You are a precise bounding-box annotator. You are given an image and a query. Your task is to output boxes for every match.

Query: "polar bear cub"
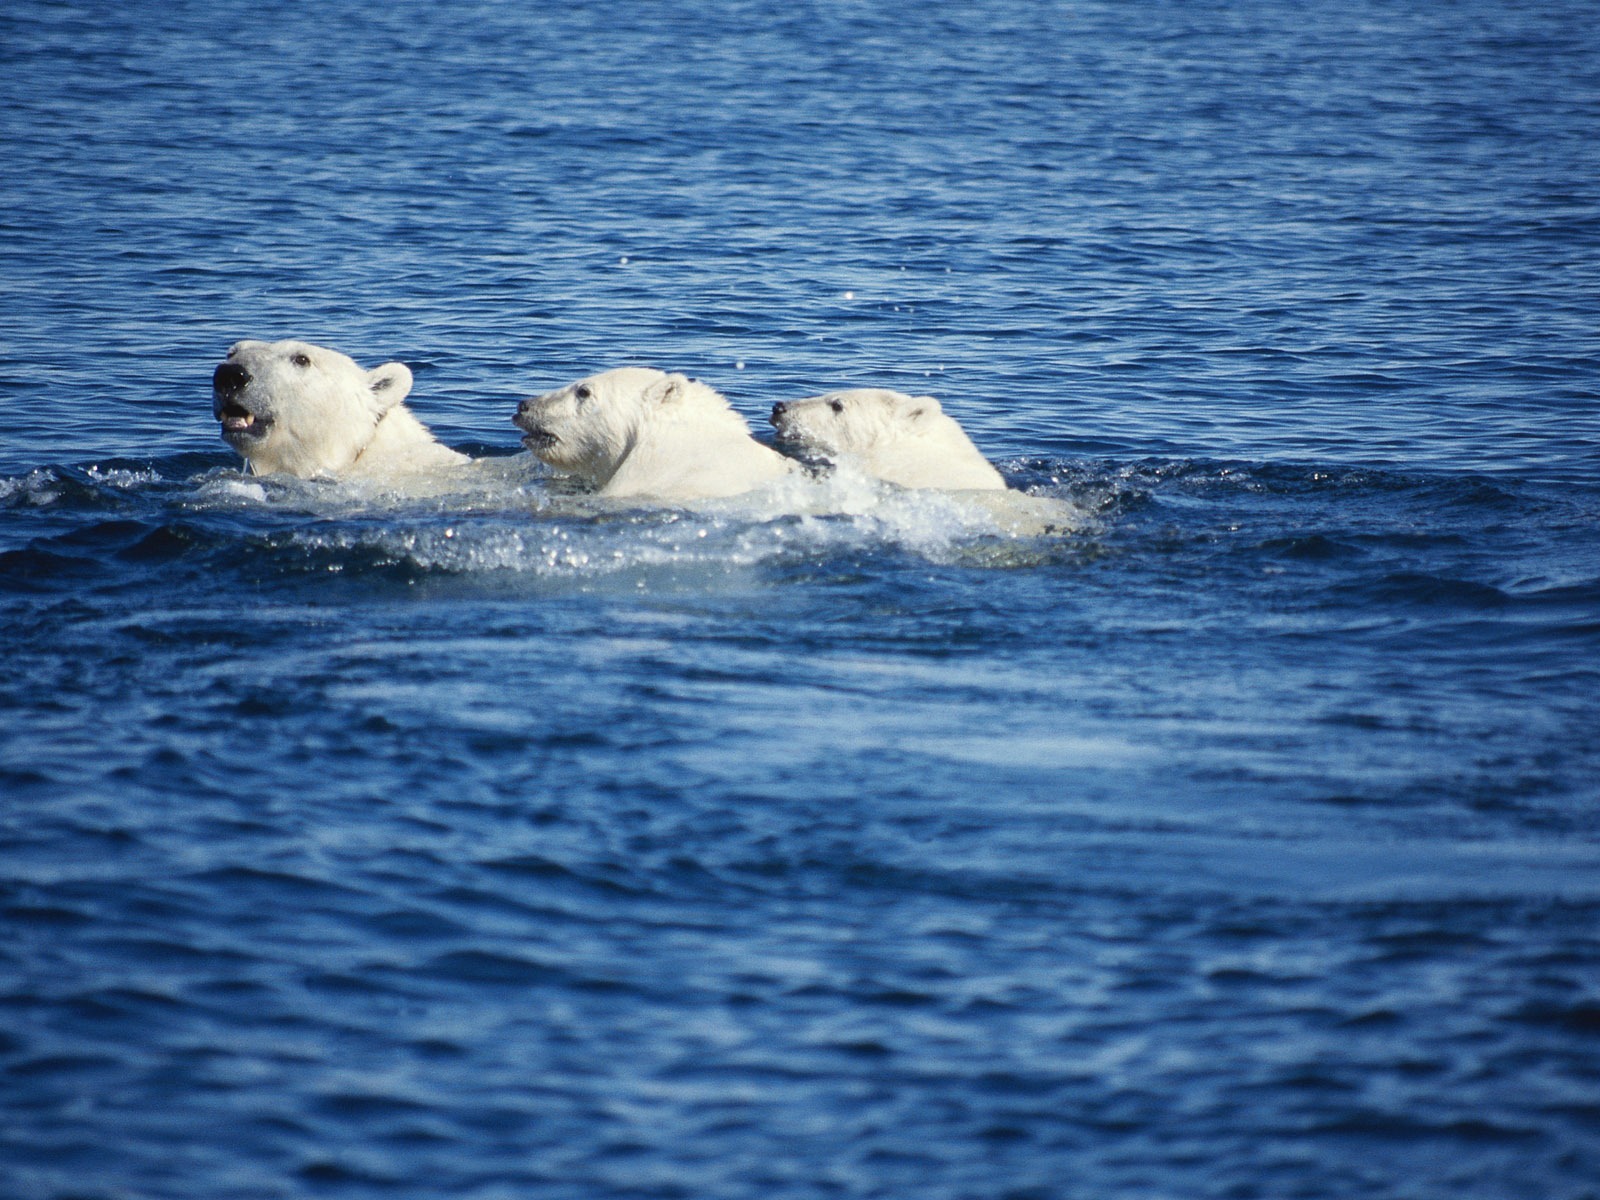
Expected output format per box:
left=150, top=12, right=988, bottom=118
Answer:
left=514, top=366, right=796, bottom=500
left=211, top=339, right=466, bottom=479
left=769, top=388, right=1007, bottom=491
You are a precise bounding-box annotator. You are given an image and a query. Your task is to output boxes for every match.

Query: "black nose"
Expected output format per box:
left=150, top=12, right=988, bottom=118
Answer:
left=213, top=361, right=251, bottom=398
left=770, top=401, right=788, bottom=422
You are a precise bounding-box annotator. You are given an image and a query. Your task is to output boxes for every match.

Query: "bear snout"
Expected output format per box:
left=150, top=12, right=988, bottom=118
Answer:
left=769, top=401, right=788, bottom=425
left=213, top=361, right=251, bottom=398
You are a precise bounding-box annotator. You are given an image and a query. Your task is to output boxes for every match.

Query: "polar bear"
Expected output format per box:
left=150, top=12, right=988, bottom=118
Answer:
left=211, top=339, right=467, bottom=479
left=514, top=366, right=796, bottom=500
left=769, top=388, right=1007, bottom=491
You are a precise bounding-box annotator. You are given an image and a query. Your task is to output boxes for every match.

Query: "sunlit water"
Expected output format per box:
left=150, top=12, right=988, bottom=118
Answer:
left=3, top=2, right=1599, bottom=1198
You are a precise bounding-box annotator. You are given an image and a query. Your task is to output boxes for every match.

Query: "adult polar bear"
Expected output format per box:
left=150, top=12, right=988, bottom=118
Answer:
left=769, top=388, right=1007, bottom=491
left=212, top=339, right=466, bottom=478
left=515, top=366, right=795, bottom=500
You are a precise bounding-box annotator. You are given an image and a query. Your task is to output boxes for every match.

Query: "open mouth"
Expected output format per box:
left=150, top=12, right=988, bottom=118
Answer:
left=215, top=399, right=272, bottom=441
left=768, top=422, right=809, bottom=450
left=519, top=426, right=558, bottom=452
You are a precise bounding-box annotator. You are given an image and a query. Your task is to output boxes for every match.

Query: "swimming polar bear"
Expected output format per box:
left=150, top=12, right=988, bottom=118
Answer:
left=211, top=339, right=467, bottom=479
left=514, top=366, right=796, bottom=501
left=768, top=388, right=1084, bottom=536
left=769, top=389, right=1008, bottom=491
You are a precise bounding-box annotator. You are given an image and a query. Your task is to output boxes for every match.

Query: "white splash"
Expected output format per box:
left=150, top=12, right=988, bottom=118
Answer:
left=0, top=469, right=66, bottom=507
left=84, top=465, right=162, bottom=489
left=181, top=454, right=1089, bottom=580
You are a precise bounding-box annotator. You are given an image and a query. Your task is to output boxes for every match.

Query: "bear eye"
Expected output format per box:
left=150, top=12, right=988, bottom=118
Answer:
left=829, top=398, right=845, bottom=414
left=291, top=353, right=312, bottom=368
left=574, top=384, right=592, bottom=401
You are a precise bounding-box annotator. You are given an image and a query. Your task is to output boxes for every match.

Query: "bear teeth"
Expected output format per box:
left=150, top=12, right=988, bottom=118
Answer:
left=218, top=403, right=269, bottom=437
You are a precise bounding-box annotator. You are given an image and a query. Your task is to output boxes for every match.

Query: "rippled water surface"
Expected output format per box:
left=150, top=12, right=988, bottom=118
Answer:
left=3, top=2, right=1599, bottom=1198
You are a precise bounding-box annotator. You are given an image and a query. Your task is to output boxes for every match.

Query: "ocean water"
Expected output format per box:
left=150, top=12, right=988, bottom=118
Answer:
left=3, top=1, right=1600, bottom=1197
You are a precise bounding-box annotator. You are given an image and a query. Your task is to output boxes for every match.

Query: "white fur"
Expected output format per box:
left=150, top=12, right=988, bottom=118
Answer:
left=514, top=367, right=796, bottom=500
left=212, top=339, right=466, bottom=479
left=769, top=388, right=1007, bottom=491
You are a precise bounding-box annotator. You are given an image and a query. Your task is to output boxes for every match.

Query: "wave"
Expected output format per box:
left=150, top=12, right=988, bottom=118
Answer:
left=0, top=455, right=1095, bottom=590
left=4, top=453, right=1595, bottom=599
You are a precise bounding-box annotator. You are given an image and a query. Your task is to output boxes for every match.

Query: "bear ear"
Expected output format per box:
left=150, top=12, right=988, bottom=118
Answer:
left=366, top=362, right=413, bottom=412
left=906, top=395, right=943, bottom=421
left=645, top=372, right=691, bottom=407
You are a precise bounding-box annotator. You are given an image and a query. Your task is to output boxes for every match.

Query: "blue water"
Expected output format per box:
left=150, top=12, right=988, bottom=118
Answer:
left=4, top=2, right=1600, bottom=1197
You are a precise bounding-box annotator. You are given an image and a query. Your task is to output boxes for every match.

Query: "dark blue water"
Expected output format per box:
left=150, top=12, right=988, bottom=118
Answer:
left=4, top=2, right=1600, bottom=1197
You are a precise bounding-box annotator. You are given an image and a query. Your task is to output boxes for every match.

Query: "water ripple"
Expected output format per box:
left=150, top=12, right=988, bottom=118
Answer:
left=4, top=1, right=1600, bottom=1196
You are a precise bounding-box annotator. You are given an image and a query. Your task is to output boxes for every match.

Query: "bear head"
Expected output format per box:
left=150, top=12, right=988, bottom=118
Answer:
left=769, top=388, right=1006, bottom=490
left=768, top=388, right=943, bottom=458
left=211, top=339, right=414, bottom=477
left=513, top=366, right=737, bottom=490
